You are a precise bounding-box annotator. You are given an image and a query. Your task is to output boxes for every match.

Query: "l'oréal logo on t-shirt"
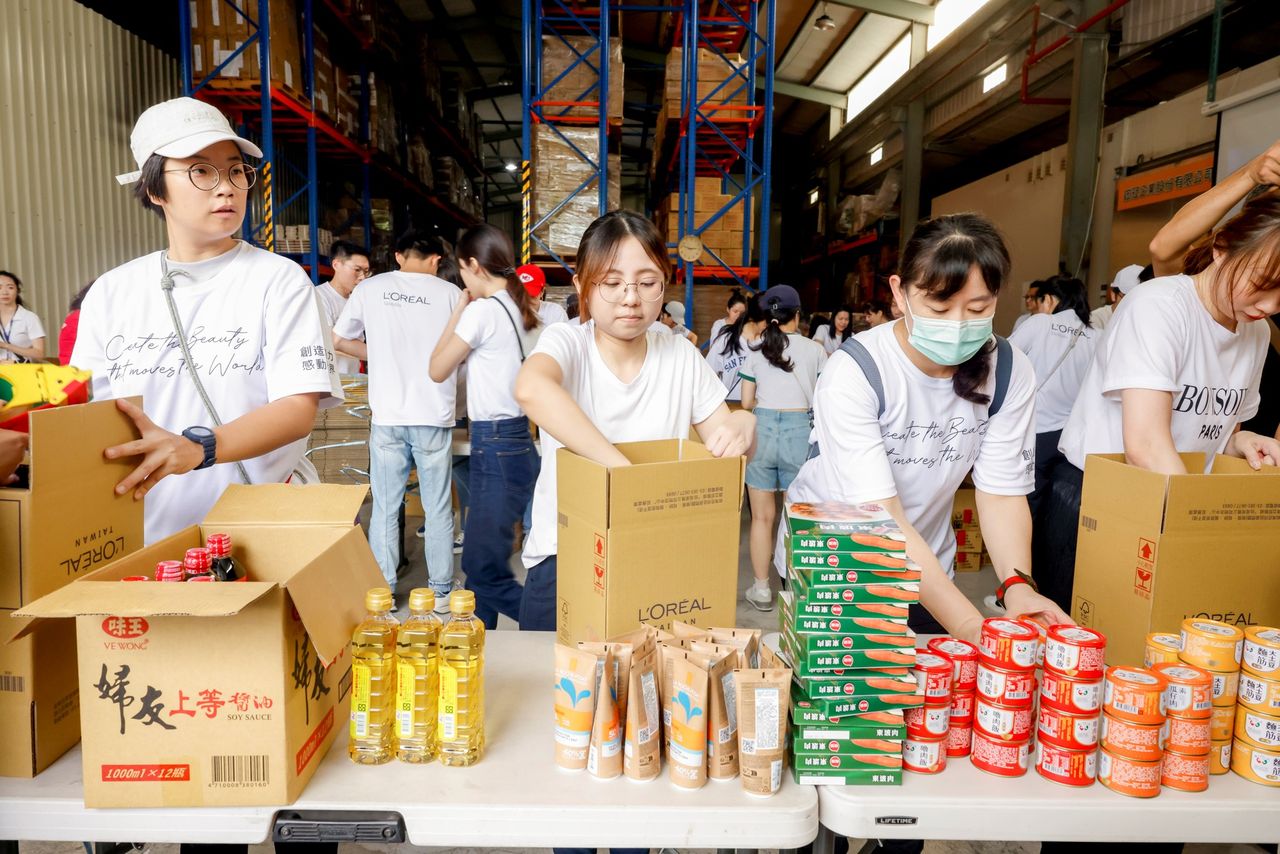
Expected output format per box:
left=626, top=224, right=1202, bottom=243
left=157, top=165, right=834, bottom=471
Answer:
left=383, top=291, right=430, bottom=306
left=1172, top=384, right=1247, bottom=417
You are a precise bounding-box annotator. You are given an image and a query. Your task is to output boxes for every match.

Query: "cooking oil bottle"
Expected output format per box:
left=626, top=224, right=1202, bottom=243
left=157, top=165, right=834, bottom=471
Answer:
left=396, top=588, right=442, bottom=763
left=438, top=589, right=485, bottom=766
left=349, top=587, right=398, bottom=765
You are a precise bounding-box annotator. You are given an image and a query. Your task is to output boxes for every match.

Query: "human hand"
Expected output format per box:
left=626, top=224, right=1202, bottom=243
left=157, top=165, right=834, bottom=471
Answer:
left=1230, top=429, right=1280, bottom=469
left=1247, top=140, right=1280, bottom=187
left=1003, top=583, right=1072, bottom=627
left=104, top=399, right=205, bottom=500
left=704, top=410, right=754, bottom=458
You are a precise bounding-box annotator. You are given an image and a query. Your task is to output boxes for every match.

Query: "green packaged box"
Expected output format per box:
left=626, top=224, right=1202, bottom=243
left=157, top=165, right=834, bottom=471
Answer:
left=798, top=670, right=917, bottom=699
left=785, top=500, right=898, bottom=535
left=792, top=680, right=923, bottom=717
left=789, top=550, right=918, bottom=575
left=793, top=735, right=903, bottom=756
left=791, top=758, right=904, bottom=786
left=787, top=596, right=913, bottom=622
left=794, top=718, right=907, bottom=741
left=785, top=608, right=909, bottom=637
left=787, top=529, right=908, bottom=556
left=781, top=603, right=917, bottom=652
left=788, top=565, right=921, bottom=606
left=790, top=700, right=905, bottom=730
left=779, top=632, right=917, bottom=674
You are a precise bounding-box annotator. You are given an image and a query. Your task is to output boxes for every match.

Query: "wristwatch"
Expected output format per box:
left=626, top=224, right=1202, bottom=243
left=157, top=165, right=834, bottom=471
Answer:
left=182, top=426, right=218, bottom=471
left=995, top=570, right=1038, bottom=609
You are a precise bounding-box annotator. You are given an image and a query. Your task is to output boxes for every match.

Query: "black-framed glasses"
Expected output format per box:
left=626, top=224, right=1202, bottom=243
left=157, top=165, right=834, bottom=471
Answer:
left=163, top=162, right=258, bottom=191
left=595, top=279, right=666, bottom=303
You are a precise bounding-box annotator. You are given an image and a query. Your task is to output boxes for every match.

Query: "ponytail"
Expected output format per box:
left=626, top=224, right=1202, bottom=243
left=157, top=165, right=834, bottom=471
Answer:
left=456, top=224, right=540, bottom=331
left=714, top=292, right=764, bottom=356
left=1036, top=275, right=1091, bottom=327
left=953, top=339, right=995, bottom=406
left=755, top=306, right=798, bottom=372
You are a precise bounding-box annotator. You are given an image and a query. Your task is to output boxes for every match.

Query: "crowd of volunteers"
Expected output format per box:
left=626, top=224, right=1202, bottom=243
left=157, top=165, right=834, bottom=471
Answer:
left=4, top=97, right=1280, bottom=648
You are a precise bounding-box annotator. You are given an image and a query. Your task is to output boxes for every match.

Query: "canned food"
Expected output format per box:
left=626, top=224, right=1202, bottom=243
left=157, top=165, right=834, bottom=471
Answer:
left=1098, top=748, right=1162, bottom=799
left=1037, top=702, right=1100, bottom=751
left=1161, top=749, right=1209, bottom=792
left=1231, top=738, right=1280, bottom=786
left=1165, top=715, right=1211, bottom=756
left=1103, top=667, right=1168, bottom=725
left=1208, top=667, right=1240, bottom=708
left=945, top=722, right=973, bottom=757
left=1210, top=705, right=1235, bottom=741
left=1239, top=670, right=1280, bottom=713
left=904, top=703, right=951, bottom=738
left=974, top=696, right=1033, bottom=743
left=1242, top=626, right=1280, bottom=677
left=928, top=637, right=980, bottom=692
left=1144, top=632, right=1183, bottom=668
left=1235, top=706, right=1280, bottom=750
left=902, top=734, right=947, bottom=774
left=949, top=690, right=975, bottom=724
left=1152, top=663, right=1213, bottom=720
left=1180, top=619, right=1243, bottom=671
left=1210, top=739, right=1232, bottom=775
left=975, top=660, right=1037, bottom=709
left=1100, top=713, right=1165, bottom=762
left=1044, top=626, right=1107, bottom=680
left=979, top=618, right=1040, bottom=671
left=912, top=651, right=954, bottom=701
left=1040, top=669, right=1104, bottom=714
left=1014, top=615, right=1049, bottom=667
left=970, top=728, right=1030, bottom=777
left=1035, top=739, right=1097, bottom=787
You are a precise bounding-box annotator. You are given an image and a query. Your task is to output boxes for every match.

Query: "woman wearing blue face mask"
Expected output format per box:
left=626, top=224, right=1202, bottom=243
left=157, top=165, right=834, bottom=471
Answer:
left=781, top=213, right=1071, bottom=645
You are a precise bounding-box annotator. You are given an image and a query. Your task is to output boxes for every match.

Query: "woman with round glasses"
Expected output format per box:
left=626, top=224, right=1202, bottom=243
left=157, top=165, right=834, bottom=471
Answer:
left=513, top=210, right=756, bottom=631
left=71, top=97, right=342, bottom=543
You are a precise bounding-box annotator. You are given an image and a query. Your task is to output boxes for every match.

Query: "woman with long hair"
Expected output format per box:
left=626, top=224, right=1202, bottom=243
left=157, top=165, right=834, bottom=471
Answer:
left=706, top=292, right=766, bottom=404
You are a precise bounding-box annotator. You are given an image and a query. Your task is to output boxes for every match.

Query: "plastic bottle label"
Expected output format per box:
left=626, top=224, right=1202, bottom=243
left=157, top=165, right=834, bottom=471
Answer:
left=351, top=662, right=371, bottom=739
left=396, top=661, right=417, bottom=739
left=439, top=663, right=458, bottom=741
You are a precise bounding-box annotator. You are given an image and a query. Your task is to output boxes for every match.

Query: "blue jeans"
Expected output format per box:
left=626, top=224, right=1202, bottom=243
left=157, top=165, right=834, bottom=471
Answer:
left=745, top=408, right=811, bottom=492
left=462, top=416, right=536, bottom=628
left=519, top=555, right=557, bottom=631
left=369, top=424, right=454, bottom=596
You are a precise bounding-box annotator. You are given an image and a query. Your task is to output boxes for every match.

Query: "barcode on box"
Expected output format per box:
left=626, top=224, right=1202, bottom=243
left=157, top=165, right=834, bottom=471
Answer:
left=1082, top=516, right=1098, bottom=532
left=210, top=755, right=269, bottom=786
left=0, top=675, right=25, bottom=693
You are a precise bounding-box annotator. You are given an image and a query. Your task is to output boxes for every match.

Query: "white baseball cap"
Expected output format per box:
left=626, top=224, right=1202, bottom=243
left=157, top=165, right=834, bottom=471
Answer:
left=666, top=301, right=687, bottom=319
left=1111, top=264, right=1144, bottom=295
left=116, top=97, right=263, bottom=185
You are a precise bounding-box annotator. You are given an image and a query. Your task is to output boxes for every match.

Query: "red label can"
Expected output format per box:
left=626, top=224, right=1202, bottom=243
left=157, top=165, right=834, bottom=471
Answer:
left=1100, top=713, right=1165, bottom=762
left=1098, top=748, right=1162, bottom=798
left=975, top=660, right=1037, bottom=709
left=1034, top=739, right=1097, bottom=787
left=1103, top=666, right=1168, bottom=725
left=1044, top=625, right=1107, bottom=679
left=949, top=689, right=975, bottom=724
left=1037, top=702, right=1100, bottom=751
left=928, top=637, right=980, bottom=692
left=1165, top=715, right=1211, bottom=756
left=912, top=651, right=954, bottom=701
left=979, top=618, right=1040, bottom=671
left=970, top=728, right=1030, bottom=777
left=1152, top=663, right=1213, bottom=720
left=1161, top=749, right=1209, bottom=792
left=1040, top=669, right=1104, bottom=714
left=903, top=734, right=947, bottom=774
left=945, top=722, right=973, bottom=757
left=974, top=696, right=1033, bottom=743
left=904, top=703, right=951, bottom=738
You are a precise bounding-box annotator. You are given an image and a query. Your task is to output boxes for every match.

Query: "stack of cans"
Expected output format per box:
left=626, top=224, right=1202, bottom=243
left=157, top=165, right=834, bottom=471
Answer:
left=927, top=637, right=980, bottom=759
left=1232, top=625, right=1280, bottom=786
left=1180, top=618, right=1244, bottom=765
left=1099, top=666, right=1167, bottom=798
left=970, top=618, right=1040, bottom=777
left=1153, top=662, right=1214, bottom=792
left=1036, top=626, right=1107, bottom=788
left=902, top=649, right=955, bottom=773
left=779, top=501, right=923, bottom=786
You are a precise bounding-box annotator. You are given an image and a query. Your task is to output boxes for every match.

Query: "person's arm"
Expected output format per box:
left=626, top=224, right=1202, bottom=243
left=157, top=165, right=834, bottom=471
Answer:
left=429, top=291, right=474, bottom=383
left=976, top=491, right=1072, bottom=625
left=1149, top=140, right=1280, bottom=276
left=686, top=330, right=698, bottom=346
left=514, top=352, right=630, bottom=468
left=692, top=402, right=755, bottom=459
left=1120, top=388, right=1187, bottom=474
left=333, top=336, right=367, bottom=361
left=0, top=428, right=27, bottom=484
left=105, top=394, right=323, bottom=499
left=739, top=377, right=757, bottom=411
left=0, top=337, right=45, bottom=362
left=1225, top=426, right=1280, bottom=469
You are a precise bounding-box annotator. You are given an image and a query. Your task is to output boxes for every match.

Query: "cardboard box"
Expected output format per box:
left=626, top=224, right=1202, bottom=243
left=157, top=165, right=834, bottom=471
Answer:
left=795, top=719, right=906, bottom=741
left=0, top=612, right=81, bottom=777
left=952, top=488, right=980, bottom=542
left=556, top=440, right=745, bottom=644
left=17, top=484, right=383, bottom=807
left=1, top=400, right=144, bottom=610
left=1071, top=454, right=1280, bottom=665
left=540, top=35, right=624, bottom=120
left=954, top=549, right=983, bottom=573
left=954, top=528, right=983, bottom=553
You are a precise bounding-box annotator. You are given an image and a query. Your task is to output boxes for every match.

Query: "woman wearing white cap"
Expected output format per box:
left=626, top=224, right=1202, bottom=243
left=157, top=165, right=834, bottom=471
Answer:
left=71, top=97, right=342, bottom=543
left=1089, top=263, right=1143, bottom=331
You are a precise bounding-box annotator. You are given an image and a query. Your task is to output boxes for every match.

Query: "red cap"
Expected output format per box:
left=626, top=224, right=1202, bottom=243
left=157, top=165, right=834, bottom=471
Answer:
left=184, top=547, right=211, bottom=573
left=517, top=264, right=546, bottom=297
left=207, top=532, right=231, bottom=558
left=155, top=560, right=184, bottom=581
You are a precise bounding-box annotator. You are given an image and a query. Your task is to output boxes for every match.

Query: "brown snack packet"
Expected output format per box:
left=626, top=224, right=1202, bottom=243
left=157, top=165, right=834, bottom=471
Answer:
left=708, top=626, right=763, bottom=669
left=579, top=641, right=634, bottom=726
left=623, top=643, right=662, bottom=780
left=587, top=648, right=623, bottom=779
left=734, top=666, right=792, bottom=796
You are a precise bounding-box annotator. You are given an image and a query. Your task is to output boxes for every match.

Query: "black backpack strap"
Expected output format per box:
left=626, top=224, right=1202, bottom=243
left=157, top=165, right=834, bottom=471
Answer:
left=988, top=335, right=1013, bottom=418
left=807, top=337, right=886, bottom=460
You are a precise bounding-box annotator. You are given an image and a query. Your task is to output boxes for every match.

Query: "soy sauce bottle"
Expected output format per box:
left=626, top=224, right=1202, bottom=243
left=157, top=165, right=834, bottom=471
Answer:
left=205, top=532, right=244, bottom=582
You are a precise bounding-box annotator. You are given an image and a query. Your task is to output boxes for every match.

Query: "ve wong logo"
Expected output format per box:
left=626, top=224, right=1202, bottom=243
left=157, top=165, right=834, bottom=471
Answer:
left=102, top=617, right=149, bottom=639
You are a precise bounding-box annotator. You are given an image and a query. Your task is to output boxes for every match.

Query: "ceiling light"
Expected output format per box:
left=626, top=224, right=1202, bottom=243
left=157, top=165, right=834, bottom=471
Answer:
left=505, top=162, right=518, bottom=172
left=814, top=2, right=836, bottom=31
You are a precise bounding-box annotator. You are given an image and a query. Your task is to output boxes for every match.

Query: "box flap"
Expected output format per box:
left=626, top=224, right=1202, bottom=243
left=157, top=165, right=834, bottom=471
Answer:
left=556, top=447, right=610, bottom=527
left=284, top=526, right=385, bottom=666
left=1164, top=457, right=1280, bottom=530
left=203, top=483, right=368, bottom=527
left=609, top=455, right=742, bottom=525
left=1080, top=455, right=1174, bottom=534
left=2, top=612, right=34, bottom=645
left=27, top=397, right=142, bottom=491
left=617, top=439, right=696, bottom=465
left=15, top=579, right=275, bottom=619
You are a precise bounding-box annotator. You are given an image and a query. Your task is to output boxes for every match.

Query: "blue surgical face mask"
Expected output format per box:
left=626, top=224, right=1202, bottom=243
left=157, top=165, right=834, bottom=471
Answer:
left=902, top=295, right=994, bottom=366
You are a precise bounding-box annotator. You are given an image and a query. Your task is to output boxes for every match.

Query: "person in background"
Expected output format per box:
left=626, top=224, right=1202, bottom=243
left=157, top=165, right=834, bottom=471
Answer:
left=514, top=210, right=755, bottom=635
left=814, top=305, right=854, bottom=355
left=518, top=263, right=569, bottom=326
left=1089, top=264, right=1142, bottom=331
left=660, top=300, right=698, bottom=345
left=860, top=299, right=892, bottom=328
left=1047, top=191, right=1280, bottom=611
left=316, top=240, right=371, bottom=375
left=565, top=292, right=581, bottom=324
left=806, top=312, right=831, bottom=340
left=706, top=292, right=766, bottom=406
left=430, top=224, right=540, bottom=630
left=72, top=97, right=342, bottom=543
left=708, top=289, right=748, bottom=346
left=739, top=285, right=826, bottom=611
left=333, top=230, right=458, bottom=610
left=58, top=281, right=94, bottom=365
left=0, top=271, right=45, bottom=363
left=1011, top=280, right=1041, bottom=333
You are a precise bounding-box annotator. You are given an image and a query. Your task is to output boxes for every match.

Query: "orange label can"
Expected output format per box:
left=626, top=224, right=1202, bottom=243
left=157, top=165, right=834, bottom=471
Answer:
left=1161, top=749, right=1209, bottom=792
left=1179, top=619, right=1243, bottom=671
left=1144, top=633, right=1183, bottom=669
left=1152, top=663, right=1213, bottom=720
left=1238, top=671, right=1280, bottom=713
left=1242, top=626, right=1280, bottom=678
left=1235, top=707, right=1280, bottom=750
left=1100, top=713, right=1165, bottom=762
left=1098, top=748, right=1162, bottom=798
left=1210, top=739, right=1232, bottom=775
left=1165, top=715, right=1211, bottom=756
left=1231, top=739, right=1280, bottom=786
left=1210, top=705, right=1235, bottom=741
left=1103, top=667, right=1168, bottom=725
left=1208, top=667, right=1241, bottom=708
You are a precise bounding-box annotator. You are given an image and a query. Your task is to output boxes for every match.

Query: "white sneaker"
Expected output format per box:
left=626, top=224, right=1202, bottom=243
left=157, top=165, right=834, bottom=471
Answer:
left=432, top=588, right=454, bottom=615
left=745, top=580, right=774, bottom=612
left=415, top=523, right=425, bottom=538
left=983, top=594, right=1005, bottom=615
left=453, top=531, right=464, bottom=553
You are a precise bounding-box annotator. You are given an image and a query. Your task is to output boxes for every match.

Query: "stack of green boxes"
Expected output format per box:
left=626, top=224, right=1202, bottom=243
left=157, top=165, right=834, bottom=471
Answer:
left=779, top=501, right=925, bottom=785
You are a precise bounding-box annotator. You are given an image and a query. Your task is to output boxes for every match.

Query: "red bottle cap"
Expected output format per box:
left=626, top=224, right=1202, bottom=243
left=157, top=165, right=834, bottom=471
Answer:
left=206, top=532, right=231, bottom=558
left=155, top=560, right=184, bottom=581
left=183, top=547, right=211, bottom=573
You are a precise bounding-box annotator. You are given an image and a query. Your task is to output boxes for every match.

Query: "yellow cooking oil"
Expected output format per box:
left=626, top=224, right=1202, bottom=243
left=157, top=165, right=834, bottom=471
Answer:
left=438, top=589, right=485, bottom=766
left=348, top=587, right=398, bottom=764
left=396, top=588, right=442, bottom=763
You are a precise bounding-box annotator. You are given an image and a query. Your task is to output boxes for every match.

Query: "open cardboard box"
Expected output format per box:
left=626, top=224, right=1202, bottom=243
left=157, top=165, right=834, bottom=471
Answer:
left=1071, top=453, right=1280, bottom=664
left=17, top=484, right=383, bottom=807
left=0, top=611, right=80, bottom=777
left=556, top=439, right=745, bottom=644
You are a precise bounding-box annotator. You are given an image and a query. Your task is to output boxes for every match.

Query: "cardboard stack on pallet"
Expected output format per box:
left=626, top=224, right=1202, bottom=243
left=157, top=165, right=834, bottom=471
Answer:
left=307, top=377, right=371, bottom=483
left=540, top=36, right=624, bottom=121
left=187, top=0, right=305, bottom=103
left=651, top=47, right=749, bottom=179
left=655, top=180, right=746, bottom=264
left=531, top=125, right=620, bottom=258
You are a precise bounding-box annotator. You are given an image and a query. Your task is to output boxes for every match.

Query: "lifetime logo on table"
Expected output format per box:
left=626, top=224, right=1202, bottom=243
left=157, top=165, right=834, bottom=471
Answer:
left=876, top=817, right=920, bottom=826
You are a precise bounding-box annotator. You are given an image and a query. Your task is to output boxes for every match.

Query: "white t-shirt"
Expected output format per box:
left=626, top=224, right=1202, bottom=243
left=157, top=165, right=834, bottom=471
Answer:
left=537, top=300, right=569, bottom=326
left=453, top=290, right=536, bottom=422
left=1059, top=275, right=1266, bottom=473
left=1090, top=302, right=1114, bottom=331
left=1008, top=311, right=1098, bottom=433
left=334, top=271, right=459, bottom=427
left=739, top=333, right=826, bottom=410
left=316, top=282, right=361, bottom=375
left=706, top=331, right=756, bottom=403
left=813, top=325, right=842, bottom=356
left=0, top=305, right=46, bottom=362
left=709, top=318, right=727, bottom=345
left=783, top=322, right=1036, bottom=577
left=70, top=242, right=343, bottom=543
left=522, top=322, right=727, bottom=568
left=648, top=320, right=673, bottom=336
left=1012, top=313, right=1032, bottom=333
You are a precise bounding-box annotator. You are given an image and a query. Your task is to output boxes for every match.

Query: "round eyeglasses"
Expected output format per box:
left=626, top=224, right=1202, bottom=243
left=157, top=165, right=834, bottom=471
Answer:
left=163, top=162, right=258, bottom=192
left=595, top=280, right=666, bottom=303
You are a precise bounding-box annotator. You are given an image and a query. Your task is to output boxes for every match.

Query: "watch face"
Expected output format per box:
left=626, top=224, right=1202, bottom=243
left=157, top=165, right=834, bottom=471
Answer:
left=186, top=427, right=214, bottom=439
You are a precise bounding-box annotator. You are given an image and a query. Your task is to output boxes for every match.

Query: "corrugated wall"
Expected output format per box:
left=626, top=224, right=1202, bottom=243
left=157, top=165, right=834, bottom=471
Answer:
left=0, top=0, right=179, bottom=357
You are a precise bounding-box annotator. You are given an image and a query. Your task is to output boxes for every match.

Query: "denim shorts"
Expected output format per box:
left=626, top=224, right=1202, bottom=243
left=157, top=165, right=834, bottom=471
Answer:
left=745, top=408, right=812, bottom=492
